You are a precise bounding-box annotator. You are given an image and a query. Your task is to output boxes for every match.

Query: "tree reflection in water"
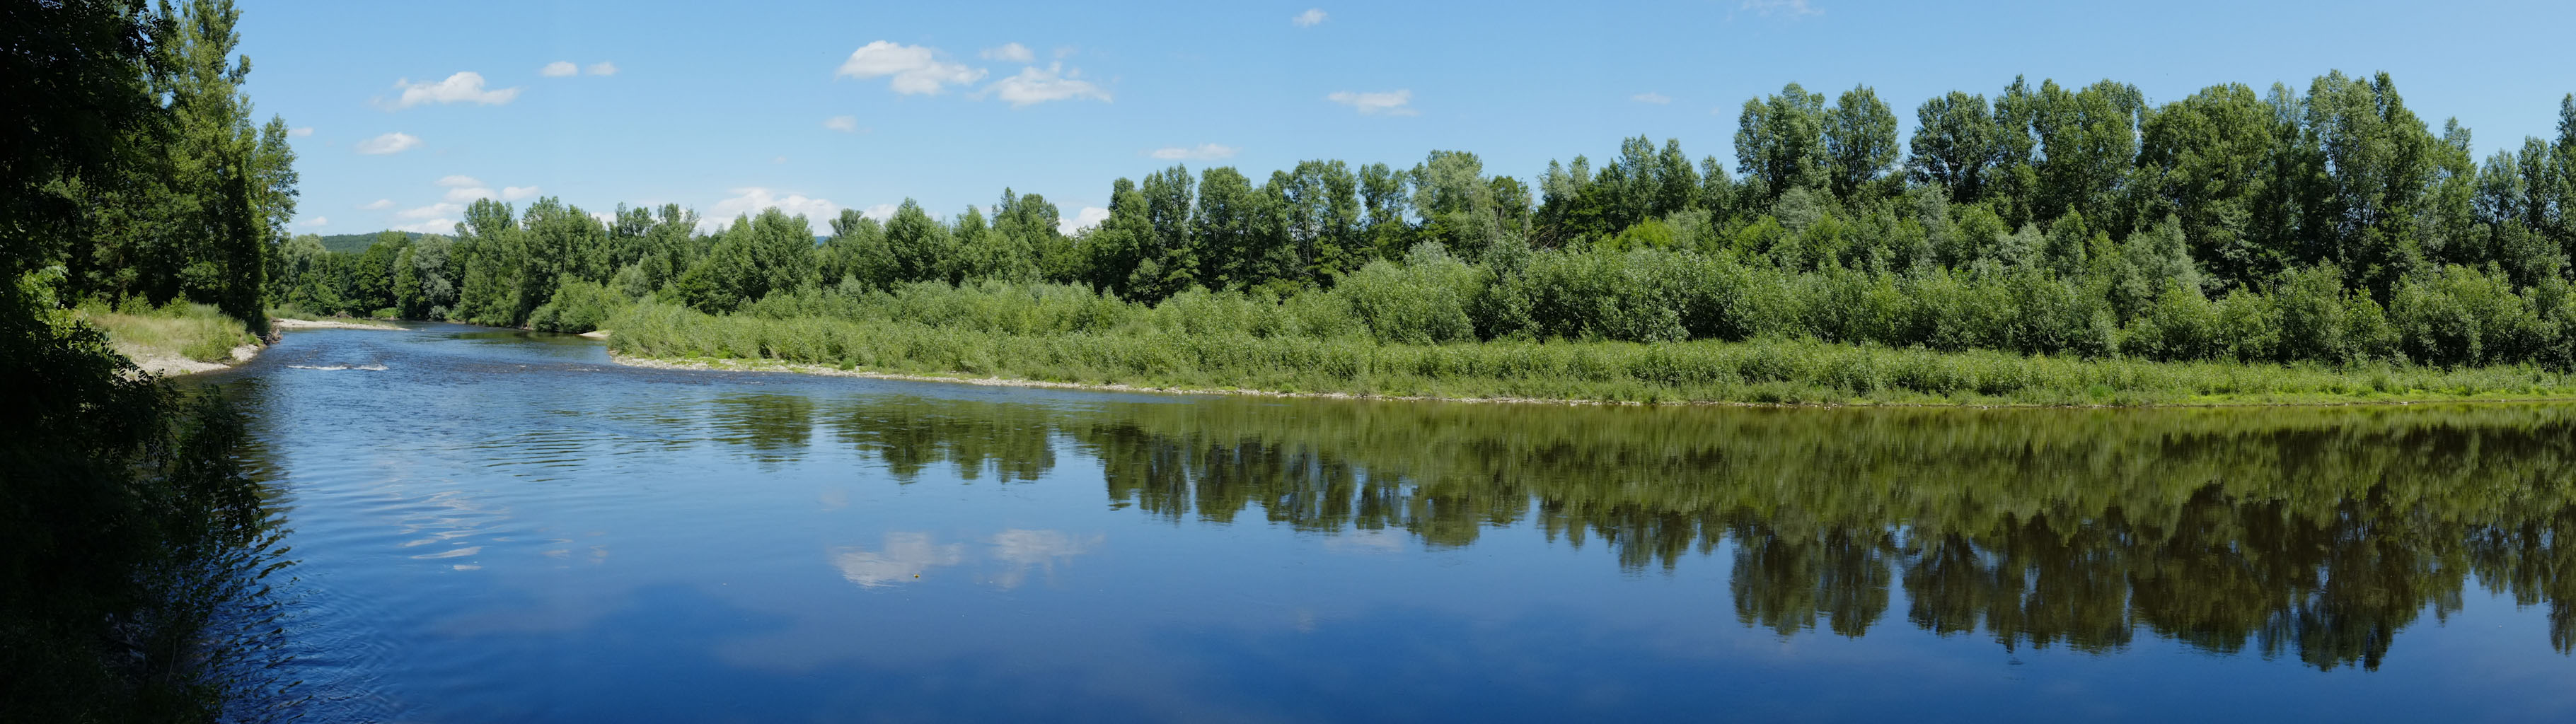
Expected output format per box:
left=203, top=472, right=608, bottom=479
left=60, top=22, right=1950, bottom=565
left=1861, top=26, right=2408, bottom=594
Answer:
left=703, top=391, right=2576, bottom=670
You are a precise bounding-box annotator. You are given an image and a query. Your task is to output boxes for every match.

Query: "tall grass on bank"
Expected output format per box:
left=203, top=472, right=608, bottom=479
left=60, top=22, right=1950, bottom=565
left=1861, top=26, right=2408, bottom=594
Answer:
left=82, top=299, right=260, bottom=363
left=608, top=291, right=2576, bottom=406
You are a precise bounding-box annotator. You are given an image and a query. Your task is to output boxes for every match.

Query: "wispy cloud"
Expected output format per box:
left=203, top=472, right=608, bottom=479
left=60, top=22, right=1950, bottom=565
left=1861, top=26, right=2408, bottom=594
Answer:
left=299, top=216, right=328, bottom=228
left=980, top=43, right=1034, bottom=62
left=1327, top=89, right=1415, bottom=116
left=289, top=126, right=314, bottom=137
left=1293, top=8, right=1327, bottom=27
left=1631, top=92, right=1672, bottom=105
left=436, top=175, right=481, bottom=187
left=1741, top=0, right=1821, bottom=18
left=1148, top=143, right=1237, bottom=160
left=386, top=71, right=519, bottom=109
left=541, top=61, right=577, bottom=77
left=586, top=62, right=616, bottom=76
left=824, top=115, right=860, bottom=132
left=397, top=202, right=463, bottom=220
left=359, top=199, right=394, bottom=210
left=356, top=132, right=421, bottom=155
left=836, top=41, right=986, bottom=95
left=986, top=63, right=1110, bottom=107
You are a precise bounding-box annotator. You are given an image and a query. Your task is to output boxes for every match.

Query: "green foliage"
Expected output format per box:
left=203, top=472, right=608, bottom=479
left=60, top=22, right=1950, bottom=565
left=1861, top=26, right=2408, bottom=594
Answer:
left=1337, top=244, right=1484, bottom=344
left=6, top=6, right=287, bottom=718
left=530, top=277, right=627, bottom=333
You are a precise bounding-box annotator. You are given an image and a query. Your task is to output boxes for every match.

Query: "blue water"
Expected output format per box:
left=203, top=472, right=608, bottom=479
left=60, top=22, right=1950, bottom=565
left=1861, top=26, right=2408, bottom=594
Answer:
left=205, top=325, right=2576, bottom=722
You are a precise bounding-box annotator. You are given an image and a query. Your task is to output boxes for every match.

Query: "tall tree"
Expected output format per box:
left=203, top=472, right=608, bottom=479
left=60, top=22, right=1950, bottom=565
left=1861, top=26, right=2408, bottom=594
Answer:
left=1906, top=91, right=1998, bottom=204
left=2136, top=83, right=2280, bottom=288
left=1735, top=83, right=1829, bottom=203
left=1823, top=84, right=1900, bottom=202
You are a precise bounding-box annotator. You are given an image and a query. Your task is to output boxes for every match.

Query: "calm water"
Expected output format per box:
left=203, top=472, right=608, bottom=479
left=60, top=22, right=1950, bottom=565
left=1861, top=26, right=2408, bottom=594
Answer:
left=200, top=325, right=2576, bottom=722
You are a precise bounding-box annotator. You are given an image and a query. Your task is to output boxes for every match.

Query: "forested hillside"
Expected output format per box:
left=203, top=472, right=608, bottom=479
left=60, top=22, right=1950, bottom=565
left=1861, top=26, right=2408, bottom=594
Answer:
left=301, top=73, right=2576, bottom=375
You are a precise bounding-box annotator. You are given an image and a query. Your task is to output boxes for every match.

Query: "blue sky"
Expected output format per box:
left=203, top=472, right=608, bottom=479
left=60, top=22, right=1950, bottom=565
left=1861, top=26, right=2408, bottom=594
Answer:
left=241, top=0, right=2576, bottom=237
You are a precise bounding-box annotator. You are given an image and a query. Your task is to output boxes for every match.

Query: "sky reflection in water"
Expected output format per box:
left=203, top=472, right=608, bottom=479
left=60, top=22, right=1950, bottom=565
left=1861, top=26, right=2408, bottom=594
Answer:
left=208, top=325, right=2576, bottom=722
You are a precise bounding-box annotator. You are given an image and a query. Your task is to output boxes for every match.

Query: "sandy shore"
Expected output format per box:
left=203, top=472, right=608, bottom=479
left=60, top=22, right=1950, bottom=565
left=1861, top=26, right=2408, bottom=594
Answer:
left=607, top=354, right=1640, bottom=407
left=132, top=317, right=398, bottom=377
left=604, top=353, right=2564, bottom=409
left=129, top=344, right=262, bottom=377
left=272, top=317, right=399, bottom=330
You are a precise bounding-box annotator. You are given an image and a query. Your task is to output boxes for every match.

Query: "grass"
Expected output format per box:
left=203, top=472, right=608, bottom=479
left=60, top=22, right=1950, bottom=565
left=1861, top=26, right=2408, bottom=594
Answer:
left=84, top=299, right=261, bottom=363
left=606, top=301, right=2576, bottom=407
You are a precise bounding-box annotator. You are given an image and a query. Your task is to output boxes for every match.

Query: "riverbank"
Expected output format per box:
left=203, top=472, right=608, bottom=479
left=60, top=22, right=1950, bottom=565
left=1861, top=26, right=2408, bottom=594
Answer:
left=603, top=311, right=2576, bottom=407
left=86, top=305, right=402, bottom=377
left=83, top=302, right=262, bottom=376
left=272, top=317, right=401, bottom=331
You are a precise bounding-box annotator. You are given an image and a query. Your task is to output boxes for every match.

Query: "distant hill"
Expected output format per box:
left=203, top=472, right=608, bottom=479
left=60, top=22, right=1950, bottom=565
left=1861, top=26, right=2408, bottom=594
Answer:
left=316, top=231, right=423, bottom=254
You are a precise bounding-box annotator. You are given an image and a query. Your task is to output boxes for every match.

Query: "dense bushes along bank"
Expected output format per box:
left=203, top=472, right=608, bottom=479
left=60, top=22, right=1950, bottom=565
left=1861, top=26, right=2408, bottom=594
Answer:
left=606, top=276, right=2576, bottom=406
left=308, top=69, right=2576, bottom=385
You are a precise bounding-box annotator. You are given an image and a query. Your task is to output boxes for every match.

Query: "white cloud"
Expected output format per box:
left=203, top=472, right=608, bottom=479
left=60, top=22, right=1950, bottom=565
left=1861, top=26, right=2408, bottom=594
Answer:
left=443, top=186, right=497, bottom=202
left=359, top=199, right=394, bottom=210
left=861, top=203, right=898, bottom=221
left=299, top=216, right=328, bottom=228
left=986, top=529, right=1099, bottom=589
left=541, top=61, right=578, bottom=77
left=831, top=532, right=964, bottom=588
left=390, top=218, right=457, bottom=234
left=1293, top=8, right=1327, bottom=27
left=436, top=175, right=482, bottom=187
left=586, top=62, right=616, bottom=76
left=1742, top=0, right=1821, bottom=17
left=388, top=71, right=520, bottom=108
left=836, top=41, right=986, bottom=95
left=357, top=132, right=422, bottom=155
left=980, top=42, right=1034, bottom=62
left=1631, top=92, right=1672, bottom=105
left=986, top=63, right=1109, bottom=107
left=289, top=126, right=313, bottom=137
left=1148, top=143, right=1238, bottom=160
left=824, top=115, right=860, bottom=132
left=1327, top=89, right=1415, bottom=116
left=502, top=186, right=541, bottom=201
left=398, top=202, right=463, bottom=220
left=705, top=187, right=838, bottom=233
left=1059, top=206, right=1109, bottom=235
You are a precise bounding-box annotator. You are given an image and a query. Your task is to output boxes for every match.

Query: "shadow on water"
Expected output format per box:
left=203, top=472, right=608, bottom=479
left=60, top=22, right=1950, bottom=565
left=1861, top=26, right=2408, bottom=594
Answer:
left=710, top=391, right=2576, bottom=672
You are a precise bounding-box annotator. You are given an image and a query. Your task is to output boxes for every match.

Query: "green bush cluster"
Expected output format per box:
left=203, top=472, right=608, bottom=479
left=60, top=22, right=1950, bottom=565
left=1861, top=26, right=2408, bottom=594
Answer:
left=609, top=279, right=2576, bottom=406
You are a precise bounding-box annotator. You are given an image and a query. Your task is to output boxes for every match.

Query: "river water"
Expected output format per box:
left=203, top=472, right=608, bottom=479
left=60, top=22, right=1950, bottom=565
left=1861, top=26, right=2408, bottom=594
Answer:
left=200, top=324, right=2576, bottom=721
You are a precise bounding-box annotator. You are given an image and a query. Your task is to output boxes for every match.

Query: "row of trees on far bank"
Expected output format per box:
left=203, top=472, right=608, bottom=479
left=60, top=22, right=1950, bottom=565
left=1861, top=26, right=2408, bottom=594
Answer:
left=283, top=71, right=2576, bottom=369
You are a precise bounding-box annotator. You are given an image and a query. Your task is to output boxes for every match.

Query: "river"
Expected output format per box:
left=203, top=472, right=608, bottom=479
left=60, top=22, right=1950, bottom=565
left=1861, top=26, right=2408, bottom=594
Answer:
left=198, top=323, right=2576, bottom=721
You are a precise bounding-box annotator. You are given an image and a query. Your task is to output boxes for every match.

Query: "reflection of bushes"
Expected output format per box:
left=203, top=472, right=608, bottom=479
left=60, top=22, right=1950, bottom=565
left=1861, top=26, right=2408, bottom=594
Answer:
left=782, top=391, right=2576, bottom=669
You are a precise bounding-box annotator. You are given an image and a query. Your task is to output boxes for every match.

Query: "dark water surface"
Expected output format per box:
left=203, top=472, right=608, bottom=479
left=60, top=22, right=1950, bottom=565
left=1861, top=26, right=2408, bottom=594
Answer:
left=202, top=325, right=2576, bottom=722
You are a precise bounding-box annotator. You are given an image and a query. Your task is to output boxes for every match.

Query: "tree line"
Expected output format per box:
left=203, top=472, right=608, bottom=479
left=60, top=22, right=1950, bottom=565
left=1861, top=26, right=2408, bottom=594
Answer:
left=291, top=71, right=2576, bottom=370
